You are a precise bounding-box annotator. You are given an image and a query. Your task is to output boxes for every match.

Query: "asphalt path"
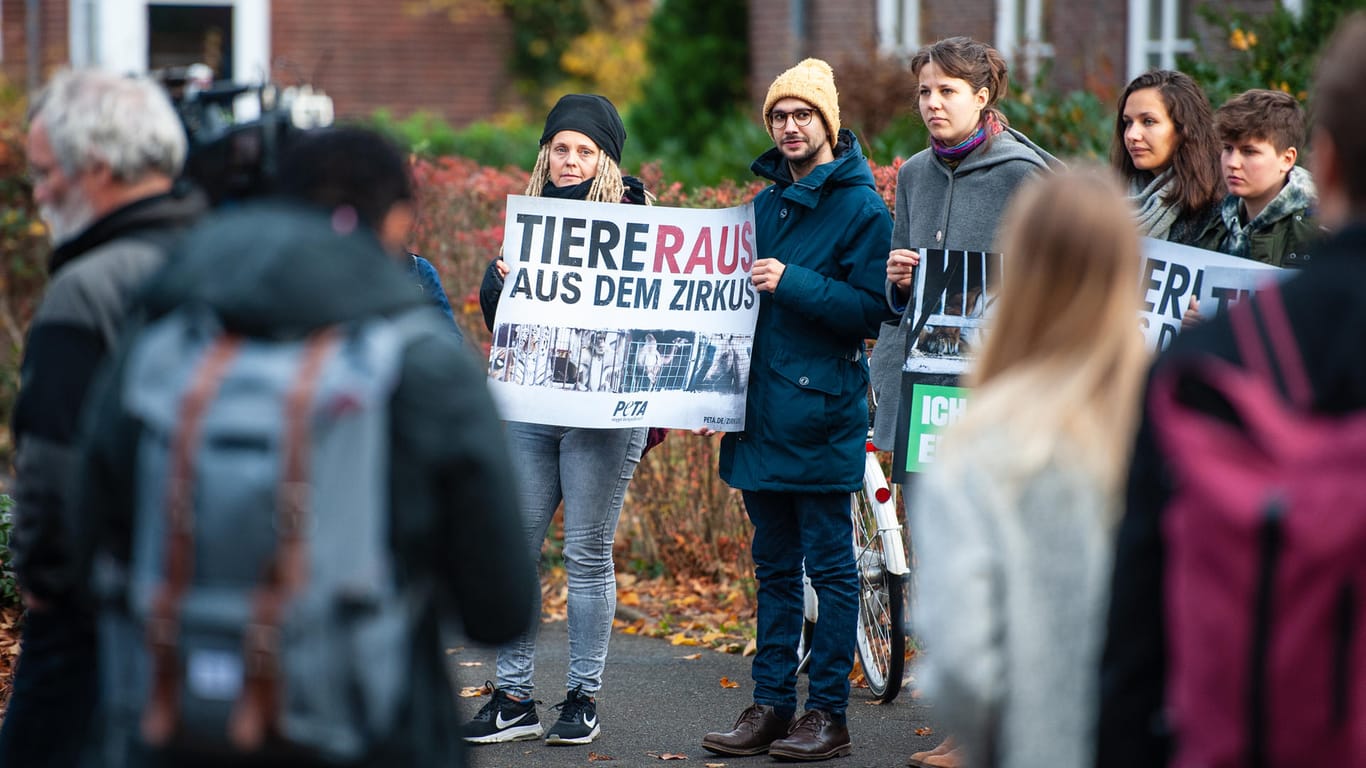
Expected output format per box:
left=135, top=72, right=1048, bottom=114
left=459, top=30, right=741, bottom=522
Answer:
left=449, top=620, right=941, bottom=768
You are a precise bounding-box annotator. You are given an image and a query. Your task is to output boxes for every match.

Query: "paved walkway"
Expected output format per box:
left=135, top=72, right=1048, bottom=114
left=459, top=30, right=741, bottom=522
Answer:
left=450, top=620, right=941, bottom=768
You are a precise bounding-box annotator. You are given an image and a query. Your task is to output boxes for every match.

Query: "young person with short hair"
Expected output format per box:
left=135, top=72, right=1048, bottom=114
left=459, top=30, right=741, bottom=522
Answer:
left=1197, top=88, right=1321, bottom=266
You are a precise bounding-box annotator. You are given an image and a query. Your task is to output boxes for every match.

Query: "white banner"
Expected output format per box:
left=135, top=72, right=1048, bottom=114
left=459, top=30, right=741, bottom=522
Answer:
left=487, top=195, right=759, bottom=430
left=1138, top=237, right=1280, bottom=351
left=1196, top=265, right=1294, bottom=320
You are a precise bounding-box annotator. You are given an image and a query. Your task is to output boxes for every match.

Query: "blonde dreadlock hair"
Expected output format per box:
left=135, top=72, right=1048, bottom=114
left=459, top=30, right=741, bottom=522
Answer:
left=525, top=145, right=627, bottom=203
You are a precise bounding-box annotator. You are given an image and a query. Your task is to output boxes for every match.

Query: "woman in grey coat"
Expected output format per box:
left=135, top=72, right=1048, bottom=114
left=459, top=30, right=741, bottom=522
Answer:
left=875, top=37, right=1059, bottom=768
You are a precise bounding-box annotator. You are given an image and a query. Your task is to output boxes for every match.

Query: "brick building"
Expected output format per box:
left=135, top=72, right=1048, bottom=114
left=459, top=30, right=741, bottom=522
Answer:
left=0, top=0, right=511, bottom=125
left=749, top=0, right=1293, bottom=106
left=0, top=0, right=1302, bottom=125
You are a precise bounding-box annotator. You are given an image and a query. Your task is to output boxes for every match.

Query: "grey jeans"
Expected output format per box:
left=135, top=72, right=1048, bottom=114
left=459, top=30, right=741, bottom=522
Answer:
left=495, top=422, right=646, bottom=697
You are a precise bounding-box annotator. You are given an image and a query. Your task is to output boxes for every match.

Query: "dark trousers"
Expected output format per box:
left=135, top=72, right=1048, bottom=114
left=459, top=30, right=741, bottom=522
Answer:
left=0, top=607, right=98, bottom=768
left=743, top=490, right=857, bottom=717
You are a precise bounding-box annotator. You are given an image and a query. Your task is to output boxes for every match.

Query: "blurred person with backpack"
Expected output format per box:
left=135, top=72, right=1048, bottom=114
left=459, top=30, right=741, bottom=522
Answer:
left=1098, top=14, right=1366, bottom=768
left=275, top=125, right=464, bottom=338
left=3, top=68, right=206, bottom=768
left=908, top=168, right=1149, bottom=768
left=70, top=183, right=536, bottom=763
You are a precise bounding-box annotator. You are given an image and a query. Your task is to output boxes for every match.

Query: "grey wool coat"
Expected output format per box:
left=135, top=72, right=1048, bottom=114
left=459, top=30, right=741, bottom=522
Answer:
left=870, top=127, right=1060, bottom=450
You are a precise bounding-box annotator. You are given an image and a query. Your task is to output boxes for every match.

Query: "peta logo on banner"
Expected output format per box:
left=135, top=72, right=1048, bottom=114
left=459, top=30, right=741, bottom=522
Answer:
left=612, top=400, right=648, bottom=420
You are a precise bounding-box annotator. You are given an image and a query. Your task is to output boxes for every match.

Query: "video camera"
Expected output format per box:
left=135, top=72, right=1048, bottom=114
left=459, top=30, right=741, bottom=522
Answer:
left=155, top=65, right=335, bottom=206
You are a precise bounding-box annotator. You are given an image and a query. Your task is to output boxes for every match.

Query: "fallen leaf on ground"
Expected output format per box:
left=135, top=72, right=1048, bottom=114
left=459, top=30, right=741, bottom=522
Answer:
left=670, top=632, right=700, bottom=647
left=679, top=652, right=702, bottom=660
left=457, top=684, right=491, bottom=698
left=706, top=764, right=727, bottom=767
left=588, top=752, right=615, bottom=761
left=648, top=752, right=689, bottom=760
left=718, top=676, right=740, bottom=689
left=457, top=661, right=483, bottom=667
left=915, top=726, right=934, bottom=736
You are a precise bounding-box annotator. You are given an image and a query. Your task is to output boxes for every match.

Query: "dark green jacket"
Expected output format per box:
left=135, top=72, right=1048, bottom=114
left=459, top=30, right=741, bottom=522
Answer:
left=1196, top=168, right=1323, bottom=267
left=1196, top=206, right=1321, bottom=267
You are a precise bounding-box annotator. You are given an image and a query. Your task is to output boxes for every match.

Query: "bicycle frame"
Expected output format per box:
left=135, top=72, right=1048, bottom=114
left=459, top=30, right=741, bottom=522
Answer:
left=862, top=441, right=908, bottom=577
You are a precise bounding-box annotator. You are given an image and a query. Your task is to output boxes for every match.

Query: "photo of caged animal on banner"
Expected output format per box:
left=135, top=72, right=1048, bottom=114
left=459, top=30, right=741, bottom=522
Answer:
left=902, top=249, right=1001, bottom=377
left=488, top=194, right=759, bottom=430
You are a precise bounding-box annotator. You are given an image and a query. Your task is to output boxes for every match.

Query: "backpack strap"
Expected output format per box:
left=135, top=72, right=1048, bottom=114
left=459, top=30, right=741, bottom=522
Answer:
left=1230, top=282, right=1312, bottom=410
left=229, top=327, right=341, bottom=751
left=143, top=334, right=243, bottom=745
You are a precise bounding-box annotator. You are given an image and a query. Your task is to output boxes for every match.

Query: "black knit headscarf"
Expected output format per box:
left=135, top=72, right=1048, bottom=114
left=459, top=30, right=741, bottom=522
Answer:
left=539, top=94, right=627, bottom=163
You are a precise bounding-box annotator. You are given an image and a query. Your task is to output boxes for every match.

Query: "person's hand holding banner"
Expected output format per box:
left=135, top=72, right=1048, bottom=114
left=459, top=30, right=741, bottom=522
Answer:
left=887, top=248, right=921, bottom=293
left=751, top=258, right=786, bottom=293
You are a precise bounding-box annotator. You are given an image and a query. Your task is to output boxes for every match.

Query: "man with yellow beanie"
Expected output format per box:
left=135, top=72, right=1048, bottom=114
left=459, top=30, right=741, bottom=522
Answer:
left=701, top=58, right=895, bottom=763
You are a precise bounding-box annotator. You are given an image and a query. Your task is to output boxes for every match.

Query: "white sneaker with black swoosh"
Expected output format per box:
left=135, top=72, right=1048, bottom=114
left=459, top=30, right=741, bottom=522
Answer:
left=544, top=687, right=601, bottom=745
left=463, top=685, right=544, bottom=743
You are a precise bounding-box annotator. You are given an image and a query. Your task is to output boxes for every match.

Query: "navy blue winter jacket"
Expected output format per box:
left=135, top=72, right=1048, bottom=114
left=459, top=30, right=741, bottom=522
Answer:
left=719, top=130, right=895, bottom=492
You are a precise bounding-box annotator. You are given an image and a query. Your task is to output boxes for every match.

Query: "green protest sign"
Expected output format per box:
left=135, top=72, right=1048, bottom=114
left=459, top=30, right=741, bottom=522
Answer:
left=898, top=382, right=970, bottom=475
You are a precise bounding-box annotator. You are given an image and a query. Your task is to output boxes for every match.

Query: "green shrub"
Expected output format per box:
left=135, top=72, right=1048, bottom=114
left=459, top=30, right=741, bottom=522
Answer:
left=634, top=109, right=774, bottom=190
left=628, top=0, right=749, bottom=156
left=0, top=79, right=48, bottom=470
left=1002, top=80, right=1111, bottom=161
left=1181, top=0, right=1363, bottom=109
left=0, top=495, right=18, bottom=610
left=369, top=109, right=543, bottom=170
left=863, top=112, right=929, bottom=167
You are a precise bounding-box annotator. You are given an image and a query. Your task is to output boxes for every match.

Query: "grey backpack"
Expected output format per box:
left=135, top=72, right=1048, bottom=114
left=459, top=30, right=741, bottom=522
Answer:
left=100, top=304, right=435, bottom=763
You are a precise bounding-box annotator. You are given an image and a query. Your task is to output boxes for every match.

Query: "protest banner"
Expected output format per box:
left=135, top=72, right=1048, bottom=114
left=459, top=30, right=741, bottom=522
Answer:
left=888, top=249, right=993, bottom=480
left=487, top=195, right=759, bottom=430
left=889, top=242, right=1285, bottom=475
left=1197, top=264, right=1294, bottom=319
left=1138, top=237, right=1280, bottom=350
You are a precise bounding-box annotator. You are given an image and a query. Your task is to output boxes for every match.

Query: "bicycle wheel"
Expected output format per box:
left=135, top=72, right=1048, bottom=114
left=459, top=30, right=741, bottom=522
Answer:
left=852, top=487, right=906, bottom=702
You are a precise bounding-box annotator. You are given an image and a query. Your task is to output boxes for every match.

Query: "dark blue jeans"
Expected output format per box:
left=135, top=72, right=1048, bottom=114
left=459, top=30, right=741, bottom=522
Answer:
left=0, top=606, right=98, bottom=768
left=743, top=490, right=857, bottom=717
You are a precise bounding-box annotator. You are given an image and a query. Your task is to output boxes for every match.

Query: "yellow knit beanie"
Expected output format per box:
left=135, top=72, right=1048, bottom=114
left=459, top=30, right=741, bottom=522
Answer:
left=762, top=58, right=841, bottom=139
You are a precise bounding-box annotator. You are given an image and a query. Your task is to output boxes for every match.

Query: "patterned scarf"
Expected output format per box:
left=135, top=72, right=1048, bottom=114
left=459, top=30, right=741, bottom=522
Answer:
left=1218, top=165, right=1317, bottom=259
left=932, top=113, right=1004, bottom=163
left=1128, top=169, right=1182, bottom=241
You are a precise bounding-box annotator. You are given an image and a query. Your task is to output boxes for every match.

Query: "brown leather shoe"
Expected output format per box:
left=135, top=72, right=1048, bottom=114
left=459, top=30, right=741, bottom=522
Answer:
left=701, top=703, right=792, bottom=756
left=768, top=709, right=852, bottom=762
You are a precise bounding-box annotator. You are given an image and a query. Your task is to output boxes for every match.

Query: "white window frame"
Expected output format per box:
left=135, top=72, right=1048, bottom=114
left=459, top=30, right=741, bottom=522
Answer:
left=996, top=0, right=1055, bottom=84
left=877, top=0, right=920, bottom=56
left=1126, top=0, right=1194, bottom=80
left=69, top=0, right=269, bottom=84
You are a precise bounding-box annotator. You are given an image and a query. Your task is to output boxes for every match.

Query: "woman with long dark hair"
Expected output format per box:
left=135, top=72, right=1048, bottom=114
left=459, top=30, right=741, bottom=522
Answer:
left=1110, top=69, right=1222, bottom=245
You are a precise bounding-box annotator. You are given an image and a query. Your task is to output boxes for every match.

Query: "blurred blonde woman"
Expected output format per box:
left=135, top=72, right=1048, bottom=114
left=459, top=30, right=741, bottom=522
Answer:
left=909, top=169, right=1150, bottom=768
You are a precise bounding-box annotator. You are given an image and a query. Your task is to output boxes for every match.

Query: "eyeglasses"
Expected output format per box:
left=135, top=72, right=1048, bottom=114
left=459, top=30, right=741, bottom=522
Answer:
left=769, top=108, right=816, bottom=129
